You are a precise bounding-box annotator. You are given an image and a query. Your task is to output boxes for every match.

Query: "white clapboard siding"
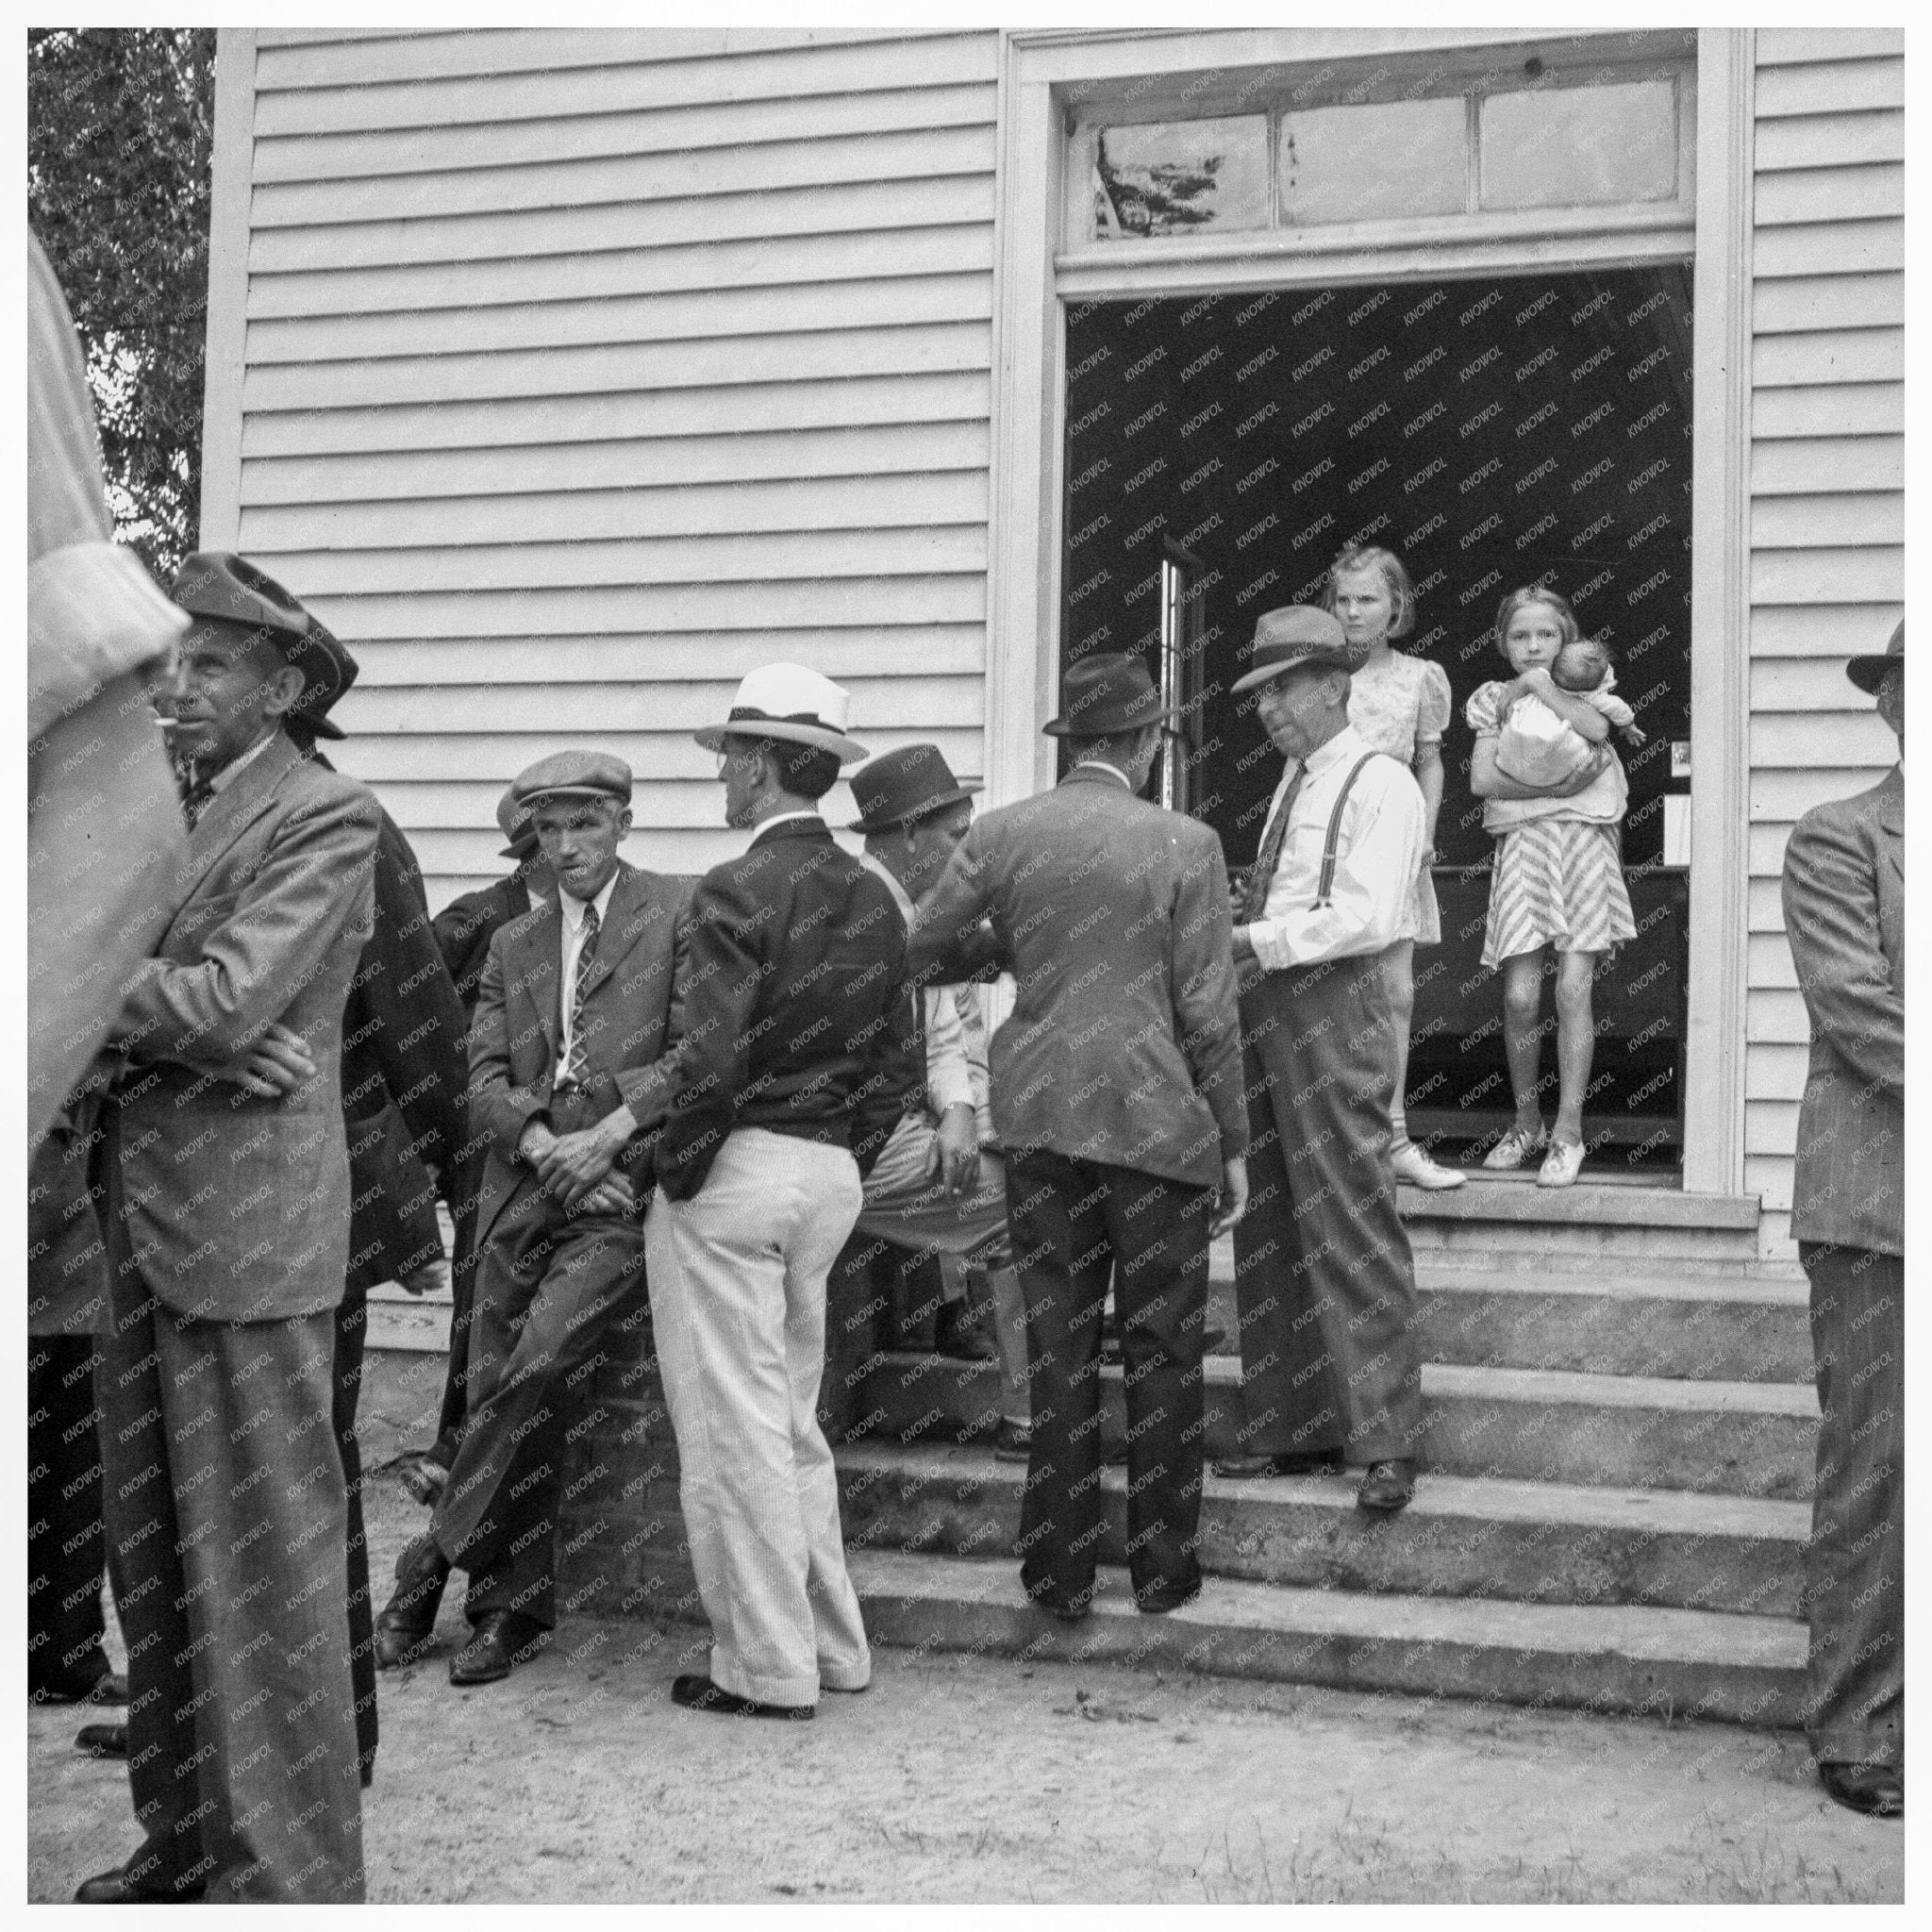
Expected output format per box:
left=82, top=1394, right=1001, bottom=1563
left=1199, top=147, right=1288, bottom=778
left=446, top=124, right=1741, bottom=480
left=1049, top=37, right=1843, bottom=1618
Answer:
left=1743, top=27, right=1903, bottom=1249
left=214, top=25, right=1005, bottom=911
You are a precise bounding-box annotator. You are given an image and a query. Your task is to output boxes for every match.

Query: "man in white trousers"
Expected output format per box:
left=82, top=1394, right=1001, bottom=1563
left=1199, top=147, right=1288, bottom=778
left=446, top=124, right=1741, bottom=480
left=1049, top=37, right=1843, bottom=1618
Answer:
left=648, top=664, right=918, bottom=1719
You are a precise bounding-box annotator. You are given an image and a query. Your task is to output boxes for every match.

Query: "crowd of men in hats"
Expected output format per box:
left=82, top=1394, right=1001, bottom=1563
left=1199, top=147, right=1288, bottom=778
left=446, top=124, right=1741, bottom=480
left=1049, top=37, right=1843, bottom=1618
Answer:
left=26, top=221, right=1905, bottom=1904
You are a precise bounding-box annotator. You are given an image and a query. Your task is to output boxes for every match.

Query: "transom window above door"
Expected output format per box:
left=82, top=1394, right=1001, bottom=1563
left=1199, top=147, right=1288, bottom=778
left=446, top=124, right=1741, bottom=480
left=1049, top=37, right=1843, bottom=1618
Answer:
left=1067, top=35, right=1695, bottom=250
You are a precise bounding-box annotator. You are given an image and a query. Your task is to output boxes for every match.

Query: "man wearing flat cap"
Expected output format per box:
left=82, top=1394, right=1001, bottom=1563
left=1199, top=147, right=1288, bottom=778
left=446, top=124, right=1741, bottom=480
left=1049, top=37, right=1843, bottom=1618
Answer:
left=1213, top=607, right=1429, bottom=1517
left=83, top=550, right=378, bottom=1901
left=377, top=751, right=689, bottom=1689
left=910, top=652, right=1248, bottom=1621
left=843, top=743, right=1030, bottom=1451
left=386, top=789, right=560, bottom=1507
left=1781, top=618, right=1904, bottom=1819
left=648, top=664, right=918, bottom=1718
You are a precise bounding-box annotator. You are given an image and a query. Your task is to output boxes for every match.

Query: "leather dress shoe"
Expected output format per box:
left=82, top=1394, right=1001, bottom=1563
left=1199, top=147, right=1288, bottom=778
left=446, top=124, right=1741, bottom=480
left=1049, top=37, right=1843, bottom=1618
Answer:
left=1136, top=1575, right=1203, bottom=1616
left=1356, top=1459, right=1418, bottom=1514
left=1819, top=1760, right=1904, bottom=1818
left=33, top=1667, right=128, bottom=1706
left=933, top=1299, right=997, bottom=1361
left=448, top=1610, right=548, bottom=1686
left=672, top=1673, right=813, bottom=1720
left=1025, top=1582, right=1093, bottom=1624
left=374, top=1532, right=450, bottom=1669
left=75, top=1722, right=127, bottom=1758
left=74, top=1856, right=203, bottom=1903
left=1213, top=1446, right=1346, bottom=1480
left=388, top=1448, right=449, bottom=1507
left=992, top=1419, right=1031, bottom=1464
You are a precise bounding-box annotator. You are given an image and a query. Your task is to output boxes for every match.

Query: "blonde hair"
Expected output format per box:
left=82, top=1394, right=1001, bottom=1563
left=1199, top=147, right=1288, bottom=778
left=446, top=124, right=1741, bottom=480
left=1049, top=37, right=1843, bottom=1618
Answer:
left=1324, top=544, right=1416, bottom=641
left=1493, top=585, right=1580, bottom=663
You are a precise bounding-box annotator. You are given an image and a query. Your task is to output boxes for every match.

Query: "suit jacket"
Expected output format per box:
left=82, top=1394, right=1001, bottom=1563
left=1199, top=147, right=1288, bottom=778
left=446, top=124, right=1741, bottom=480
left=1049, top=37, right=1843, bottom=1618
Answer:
left=1781, top=763, right=1903, bottom=1254
left=434, top=873, right=536, bottom=1020
left=337, top=798, right=469, bottom=1293
left=655, top=818, right=919, bottom=1201
left=108, top=729, right=379, bottom=1323
left=909, top=765, right=1247, bottom=1190
left=468, top=859, right=691, bottom=1246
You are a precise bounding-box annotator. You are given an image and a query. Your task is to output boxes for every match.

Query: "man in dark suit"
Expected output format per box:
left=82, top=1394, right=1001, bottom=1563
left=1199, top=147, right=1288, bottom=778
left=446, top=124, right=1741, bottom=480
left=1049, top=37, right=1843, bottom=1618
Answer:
left=648, top=663, right=916, bottom=1719
left=387, top=787, right=557, bottom=1505
left=85, top=552, right=377, bottom=1902
left=910, top=652, right=1248, bottom=1621
left=1781, top=618, right=1904, bottom=1819
left=375, top=752, right=689, bottom=1688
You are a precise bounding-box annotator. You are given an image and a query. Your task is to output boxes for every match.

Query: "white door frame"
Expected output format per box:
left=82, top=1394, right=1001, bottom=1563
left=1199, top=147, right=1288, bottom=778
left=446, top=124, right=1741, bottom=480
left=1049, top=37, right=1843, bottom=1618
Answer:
left=985, top=26, right=1754, bottom=1196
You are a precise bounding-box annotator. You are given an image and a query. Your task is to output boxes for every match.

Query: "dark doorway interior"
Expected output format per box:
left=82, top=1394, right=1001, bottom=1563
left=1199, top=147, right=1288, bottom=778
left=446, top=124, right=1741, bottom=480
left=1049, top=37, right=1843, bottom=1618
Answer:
left=1061, top=266, right=1693, bottom=1170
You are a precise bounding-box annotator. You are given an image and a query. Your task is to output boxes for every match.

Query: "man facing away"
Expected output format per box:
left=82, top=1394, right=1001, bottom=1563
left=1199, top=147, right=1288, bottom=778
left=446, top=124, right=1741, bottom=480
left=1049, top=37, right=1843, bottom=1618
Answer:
left=846, top=742, right=1031, bottom=1452
left=1781, top=617, right=1904, bottom=1819
left=375, top=753, right=689, bottom=1688
left=1213, top=606, right=1429, bottom=1516
left=84, top=553, right=379, bottom=1902
left=910, top=651, right=1248, bottom=1620
left=648, top=663, right=916, bottom=1720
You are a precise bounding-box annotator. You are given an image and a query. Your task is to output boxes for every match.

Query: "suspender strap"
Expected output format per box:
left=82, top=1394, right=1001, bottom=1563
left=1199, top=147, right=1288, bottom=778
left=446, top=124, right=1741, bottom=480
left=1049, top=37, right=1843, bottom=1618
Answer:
left=1313, top=753, right=1390, bottom=908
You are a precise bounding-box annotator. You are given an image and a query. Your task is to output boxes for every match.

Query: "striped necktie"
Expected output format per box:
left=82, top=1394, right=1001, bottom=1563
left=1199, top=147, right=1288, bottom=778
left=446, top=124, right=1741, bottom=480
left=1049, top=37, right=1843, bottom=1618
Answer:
left=1238, top=767, right=1306, bottom=924
left=565, top=901, right=600, bottom=1084
left=180, top=765, right=216, bottom=831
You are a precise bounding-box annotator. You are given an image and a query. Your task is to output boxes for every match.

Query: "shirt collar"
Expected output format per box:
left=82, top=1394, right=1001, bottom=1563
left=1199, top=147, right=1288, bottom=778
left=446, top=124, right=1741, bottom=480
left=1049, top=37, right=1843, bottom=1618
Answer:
left=1069, top=757, right=1134, bottom=790
left=752, top=808, right=825, bottom=842
left=558, top=871, right=620, bottom=929
left=1300, top=723, right=1363, bottom=780
left=202, top=724, right=284, bottom=793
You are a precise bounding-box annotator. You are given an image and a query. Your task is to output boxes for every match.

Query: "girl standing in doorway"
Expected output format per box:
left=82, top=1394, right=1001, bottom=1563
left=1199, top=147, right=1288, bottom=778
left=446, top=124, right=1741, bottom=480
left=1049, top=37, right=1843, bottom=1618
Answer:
left=1324, top=543, right=1463, bottom=1191
left=1465, top=586, right=1637, bottom=1188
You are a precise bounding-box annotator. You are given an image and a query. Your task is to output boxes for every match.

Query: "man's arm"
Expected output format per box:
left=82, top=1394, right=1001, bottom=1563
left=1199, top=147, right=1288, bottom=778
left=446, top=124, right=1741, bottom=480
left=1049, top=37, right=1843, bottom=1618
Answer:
left=1172, top=831, right=1249, bottom=1167
left=1781, top=805, right=1904, bottom=1097
left=907, top=823, right=1006, bottom=984
left=1240, top=769, right=1423, bottom=972
left=654, top=870, right=766, bottom=1201
left=467, top=925, right=550, bottom=1162
left=609, top=882, right=697, bottom=1134
left=114, top=785, right=378, bottom=1066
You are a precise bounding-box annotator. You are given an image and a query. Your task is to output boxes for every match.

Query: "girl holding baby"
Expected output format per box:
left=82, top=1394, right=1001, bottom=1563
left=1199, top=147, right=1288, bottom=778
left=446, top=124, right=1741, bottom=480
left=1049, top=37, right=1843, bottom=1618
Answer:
left=1465, top=586, right=1637, bottom=1188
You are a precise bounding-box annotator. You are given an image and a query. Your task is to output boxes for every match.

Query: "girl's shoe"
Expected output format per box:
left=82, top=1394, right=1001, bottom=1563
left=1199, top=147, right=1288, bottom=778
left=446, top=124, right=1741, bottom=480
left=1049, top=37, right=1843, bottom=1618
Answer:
left=1482, top=1124, right=1547, bottom=1171
left=1537, top=1139, right=1586, bottom=1189
left=1391, top=1143, right=1467, bottom=1191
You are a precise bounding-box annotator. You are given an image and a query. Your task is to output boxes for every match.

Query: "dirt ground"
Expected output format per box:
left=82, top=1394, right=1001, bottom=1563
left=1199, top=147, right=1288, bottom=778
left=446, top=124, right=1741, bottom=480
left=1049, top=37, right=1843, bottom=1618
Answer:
left=29, top=1465, right=1903, bottom=1905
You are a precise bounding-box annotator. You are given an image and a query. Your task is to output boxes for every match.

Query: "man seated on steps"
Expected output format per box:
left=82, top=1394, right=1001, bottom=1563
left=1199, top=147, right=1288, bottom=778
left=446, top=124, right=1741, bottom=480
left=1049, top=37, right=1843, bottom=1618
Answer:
left=841, top=744, right=1031, bottom=1458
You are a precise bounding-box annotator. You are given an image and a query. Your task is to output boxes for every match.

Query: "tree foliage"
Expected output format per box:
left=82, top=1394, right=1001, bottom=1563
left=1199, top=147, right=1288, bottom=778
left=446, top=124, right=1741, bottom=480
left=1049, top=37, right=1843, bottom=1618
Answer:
left=27, top=27, right=216, bottom=578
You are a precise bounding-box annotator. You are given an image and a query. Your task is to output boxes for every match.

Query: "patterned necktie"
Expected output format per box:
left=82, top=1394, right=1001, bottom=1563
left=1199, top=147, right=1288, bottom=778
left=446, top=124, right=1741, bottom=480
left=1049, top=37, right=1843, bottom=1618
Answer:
left=1238, top=767, right=1306, bottom=924
left=180, top=766, right=216, bottom=832
left=566, top=901, right=600, bottom=1083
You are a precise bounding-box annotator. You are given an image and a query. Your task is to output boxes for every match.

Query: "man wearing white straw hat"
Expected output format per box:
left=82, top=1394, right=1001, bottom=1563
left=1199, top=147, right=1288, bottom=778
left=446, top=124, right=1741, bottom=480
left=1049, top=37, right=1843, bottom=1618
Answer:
left=649, top=663, right=919, bottom=1719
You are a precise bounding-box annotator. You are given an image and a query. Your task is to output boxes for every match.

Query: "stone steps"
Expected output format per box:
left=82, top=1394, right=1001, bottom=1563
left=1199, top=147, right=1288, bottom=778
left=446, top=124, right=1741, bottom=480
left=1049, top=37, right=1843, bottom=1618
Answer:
left=578, top=1541, right=1806, bottom=1728
left=859, top=1352, right=1820, bottom=1499
left=822, top=1440, right=1809, bottom=1619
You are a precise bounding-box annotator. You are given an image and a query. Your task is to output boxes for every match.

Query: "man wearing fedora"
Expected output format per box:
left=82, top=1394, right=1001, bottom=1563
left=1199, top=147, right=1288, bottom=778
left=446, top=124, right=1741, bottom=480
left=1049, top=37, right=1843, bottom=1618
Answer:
left=910, top=651, right=1248, bottom=1620
left=648, top=664, right=917, bottom=1718
left=846, top=742, right=1030, bottom=1448
left=388, top=788, right=560, bottom=1507
left=376, top=752, right=688, bottom=1688
left=83, top=551, right=378, bottom=1901
left=1781, top=618, right=1904, bottom=1818
left=1213, top=607, right=1429, bottom=1517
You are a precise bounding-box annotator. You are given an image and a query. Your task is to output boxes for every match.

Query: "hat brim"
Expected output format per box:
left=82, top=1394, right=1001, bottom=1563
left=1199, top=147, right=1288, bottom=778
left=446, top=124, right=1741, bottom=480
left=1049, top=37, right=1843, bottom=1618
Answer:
left=694, top=720, right=870, bottom=763
left=292, top=712, right=347, bottom=741
left=1231, top=651, right=1354, bottom=695
left=498, top=838, right=541, bottom=860
left=1846, top=656, right=1899, bottom=695
left=520, top=785, right=630, bottom=808
left=1041, top=702, right=1182, bottom=738
left=846, top=781, right=982, bottom=834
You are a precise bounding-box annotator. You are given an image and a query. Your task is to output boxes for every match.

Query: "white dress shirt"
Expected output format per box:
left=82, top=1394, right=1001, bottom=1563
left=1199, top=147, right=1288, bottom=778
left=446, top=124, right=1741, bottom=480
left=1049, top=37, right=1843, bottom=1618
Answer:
left=860, top=852, right=975, bottom=1118
left=557, top=871, right=620, bottom=1074
left=1245, top=723, right=1425, bottom=972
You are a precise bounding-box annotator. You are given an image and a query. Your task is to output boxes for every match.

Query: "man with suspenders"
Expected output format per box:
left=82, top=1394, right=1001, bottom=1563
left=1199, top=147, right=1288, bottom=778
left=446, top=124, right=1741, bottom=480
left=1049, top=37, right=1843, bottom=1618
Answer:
left=1214, top=607, right=1430, bottom=1515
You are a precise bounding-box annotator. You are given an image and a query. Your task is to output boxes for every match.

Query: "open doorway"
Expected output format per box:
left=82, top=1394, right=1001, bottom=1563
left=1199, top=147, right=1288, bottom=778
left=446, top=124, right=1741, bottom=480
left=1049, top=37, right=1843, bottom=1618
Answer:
left=1061, top=266, right=1693, bottom=1172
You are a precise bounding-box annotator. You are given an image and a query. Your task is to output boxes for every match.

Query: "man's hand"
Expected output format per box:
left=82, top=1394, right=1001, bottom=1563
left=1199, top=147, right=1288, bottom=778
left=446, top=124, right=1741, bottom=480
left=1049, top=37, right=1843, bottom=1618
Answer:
left=568, top=1171, right=636, bottom=1219
left=928, top=1102, right=979, bottom=1197
left=210, top=1022, right=315, bottom=1101
left=1208, top=1156, right=1249, bottom=1240
left=1230, top=925, right=1258, bottom=965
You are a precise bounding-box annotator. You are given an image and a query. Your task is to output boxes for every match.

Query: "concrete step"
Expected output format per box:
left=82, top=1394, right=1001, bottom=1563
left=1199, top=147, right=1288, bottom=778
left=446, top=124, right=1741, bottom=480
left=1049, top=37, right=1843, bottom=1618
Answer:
left=859, top=1352, right=1820, bottom=1499
left=824, top=1441, right=1807, bottom=1618
left=1392, top=1183, right=1766, bottom=1271
left=572, top=1541, right=1806, bottom=1728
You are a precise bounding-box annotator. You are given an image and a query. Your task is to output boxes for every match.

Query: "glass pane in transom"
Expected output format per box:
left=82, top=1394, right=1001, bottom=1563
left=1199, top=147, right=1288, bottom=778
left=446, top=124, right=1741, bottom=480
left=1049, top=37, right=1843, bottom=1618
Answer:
left=1091, top=117, right=1270, bottom=241
left=1480, top=77, right=1678, bottom=209
left=1279, top=96, right=1467, bottom=226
